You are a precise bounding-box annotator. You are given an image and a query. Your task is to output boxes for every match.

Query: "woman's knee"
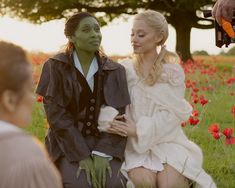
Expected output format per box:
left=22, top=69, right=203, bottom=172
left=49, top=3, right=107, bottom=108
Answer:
left=157, top=164, right=189, bottom=188
left=157, top=180, right=189, bottom=188
left=128, top=167, right=157, bottom=188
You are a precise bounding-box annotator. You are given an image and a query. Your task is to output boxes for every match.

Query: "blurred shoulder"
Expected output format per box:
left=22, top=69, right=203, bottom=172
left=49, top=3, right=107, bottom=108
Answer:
left=101, top=56, right=126, bottom=71
left=0, top=132, right=47, bottom=159
left=0, top=133, right=62, bottom=188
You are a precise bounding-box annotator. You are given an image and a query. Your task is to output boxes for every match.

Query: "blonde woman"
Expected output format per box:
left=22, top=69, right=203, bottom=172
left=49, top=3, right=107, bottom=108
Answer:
left=107, top=10, right=216, bottom=188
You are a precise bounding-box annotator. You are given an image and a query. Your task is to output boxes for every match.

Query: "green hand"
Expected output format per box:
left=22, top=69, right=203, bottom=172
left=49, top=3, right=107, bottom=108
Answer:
left=76, top=157, right=98, bottom=188
left=93, top=155, right=112, bottom=188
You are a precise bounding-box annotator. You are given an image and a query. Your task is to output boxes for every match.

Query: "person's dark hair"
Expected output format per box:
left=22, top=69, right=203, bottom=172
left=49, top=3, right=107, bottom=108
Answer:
left=64, top=12, right=98, bottom=53
left=0, top=41, right=30, bottom=95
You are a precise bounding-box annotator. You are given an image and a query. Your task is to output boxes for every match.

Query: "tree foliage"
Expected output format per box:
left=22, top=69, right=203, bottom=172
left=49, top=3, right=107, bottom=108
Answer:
left=0, top=0, right=215, bottom=61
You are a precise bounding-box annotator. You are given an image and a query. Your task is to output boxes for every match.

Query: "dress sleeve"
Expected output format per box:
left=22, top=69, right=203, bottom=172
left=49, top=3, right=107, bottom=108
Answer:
left=130, top=109, right=181, bottom=154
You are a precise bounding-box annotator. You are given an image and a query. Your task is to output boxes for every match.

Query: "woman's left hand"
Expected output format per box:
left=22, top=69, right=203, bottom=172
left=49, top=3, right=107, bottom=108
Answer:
left=107, top=114, right=137, bottom=137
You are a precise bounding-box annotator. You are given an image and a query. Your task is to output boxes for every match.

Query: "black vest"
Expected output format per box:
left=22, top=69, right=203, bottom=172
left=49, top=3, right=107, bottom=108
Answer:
left=75, top=67, right=104, bottom=137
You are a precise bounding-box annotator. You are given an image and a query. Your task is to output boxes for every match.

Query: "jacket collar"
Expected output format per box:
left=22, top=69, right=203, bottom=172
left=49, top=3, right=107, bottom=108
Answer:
left=50, top=51, right=120, bottom=71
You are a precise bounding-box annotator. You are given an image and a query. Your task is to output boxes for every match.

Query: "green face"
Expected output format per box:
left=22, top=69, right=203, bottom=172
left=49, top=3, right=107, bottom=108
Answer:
left=71, top=17, right=102, bottom=53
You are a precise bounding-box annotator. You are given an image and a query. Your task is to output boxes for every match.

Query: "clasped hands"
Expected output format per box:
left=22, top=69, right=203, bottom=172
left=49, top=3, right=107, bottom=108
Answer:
left=76, top=155, right=112, bottom=188
left=107, top=114, right=137, bottom=137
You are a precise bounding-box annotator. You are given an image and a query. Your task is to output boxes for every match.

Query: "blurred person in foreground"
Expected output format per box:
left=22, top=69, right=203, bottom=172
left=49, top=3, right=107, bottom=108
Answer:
left=212, top=0, right=235, bottom=25
left=36, top=12, right=130, bottom=188
left=106, top=10, right=217, bottom=188
left=0, top=41, right=62, bottom=188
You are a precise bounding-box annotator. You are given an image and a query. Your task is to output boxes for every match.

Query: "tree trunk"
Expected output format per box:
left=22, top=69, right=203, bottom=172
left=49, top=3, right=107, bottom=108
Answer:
left=171, top=15, right=193, bottom=62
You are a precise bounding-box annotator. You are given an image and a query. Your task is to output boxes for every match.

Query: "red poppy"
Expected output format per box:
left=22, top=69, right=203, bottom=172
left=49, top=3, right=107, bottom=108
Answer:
left=226, top=77, right=235, bottom=84
left=188, top=116, right=200, bottom=126
left=212, top=132, right=221, bottom=140
left=222, top=128, right=234, bottom=138
left=200, top=98, right=208, bottom=106
left=181, top=122, right=187, bottom=127
left=186, top=80, right=192, bottom=88
left=37, top=96, right=43, bottom=103
left=208, top=123, right=220, bottom=133
left=225, top=137, right=235, bottom=145
left=186, top=59, right=194, bottom=64
left=193, top=98, right=199, bottom=104
left=199, top=94, right=205, bottom=100
left=232, top=106, right=235, bottom=117
left=191, top=93, right=198, bottom=98
left=192, top=109, right=199, bottom=117
left=201, top=69, right=207, bottom=74
left=201, top=87, right=207, bottom=91
left=193, top=87, right=199, bottom=93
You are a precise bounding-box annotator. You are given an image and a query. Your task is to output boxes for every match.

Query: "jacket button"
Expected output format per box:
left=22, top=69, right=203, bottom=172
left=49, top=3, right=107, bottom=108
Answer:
left=95, top=132, right=99, bottom=137
left=90, top=98, right=95, bottom=103
left=86, top=122, right=91, bottom=126
left=90, top=106, right=95, bottom=111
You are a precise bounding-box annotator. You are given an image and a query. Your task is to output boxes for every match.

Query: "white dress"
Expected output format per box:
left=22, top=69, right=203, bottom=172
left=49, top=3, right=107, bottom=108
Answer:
left=120, top=59, right=216, bottom=188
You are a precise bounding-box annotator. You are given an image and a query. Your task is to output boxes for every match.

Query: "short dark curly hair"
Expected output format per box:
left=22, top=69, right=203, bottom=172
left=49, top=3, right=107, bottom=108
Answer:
left=0, top=41, right=30, bottom=95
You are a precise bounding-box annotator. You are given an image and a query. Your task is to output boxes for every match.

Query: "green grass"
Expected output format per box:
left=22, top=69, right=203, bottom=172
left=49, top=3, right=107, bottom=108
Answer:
left=25, top=102, right=47, bottom=142
left=183, top=60, right=235, bottom=187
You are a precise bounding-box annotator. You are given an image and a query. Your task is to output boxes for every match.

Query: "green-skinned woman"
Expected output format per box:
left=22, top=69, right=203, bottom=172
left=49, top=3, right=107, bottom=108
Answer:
left=36, top=12, right=130, bottom=188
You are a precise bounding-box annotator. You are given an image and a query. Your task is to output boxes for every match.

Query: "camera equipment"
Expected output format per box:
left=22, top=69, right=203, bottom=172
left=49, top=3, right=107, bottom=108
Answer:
left=203, top=10, right=235, bottom=47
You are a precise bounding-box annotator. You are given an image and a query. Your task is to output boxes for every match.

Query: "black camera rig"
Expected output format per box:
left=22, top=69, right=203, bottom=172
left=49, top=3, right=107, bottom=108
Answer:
left=203, top=10, right=235, bottom=48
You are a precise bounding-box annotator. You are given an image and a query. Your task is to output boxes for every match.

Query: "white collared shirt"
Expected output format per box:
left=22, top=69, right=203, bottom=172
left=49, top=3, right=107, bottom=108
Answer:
left=73, top=51, right=98, bottom=92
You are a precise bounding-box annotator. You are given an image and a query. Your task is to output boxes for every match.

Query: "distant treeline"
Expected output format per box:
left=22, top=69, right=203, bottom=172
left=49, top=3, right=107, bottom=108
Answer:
left=193, top=46, right=235, bottom=56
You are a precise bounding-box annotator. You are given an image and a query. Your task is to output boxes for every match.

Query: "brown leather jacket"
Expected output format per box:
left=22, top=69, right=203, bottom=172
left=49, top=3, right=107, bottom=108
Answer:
left=36, top=51, right=130, bottom=163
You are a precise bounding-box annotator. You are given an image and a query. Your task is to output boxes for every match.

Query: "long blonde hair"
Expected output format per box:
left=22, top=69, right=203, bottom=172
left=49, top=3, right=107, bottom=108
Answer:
left=133, top=10, right=178, bottom=86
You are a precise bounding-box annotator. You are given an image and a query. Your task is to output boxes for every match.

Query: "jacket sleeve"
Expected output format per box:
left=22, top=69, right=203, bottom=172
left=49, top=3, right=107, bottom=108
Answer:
left=43, top=98, right=91, bottom=162
left=94, top=65, right=130, bottom=161
left=36, top=60, right=91, bottom=162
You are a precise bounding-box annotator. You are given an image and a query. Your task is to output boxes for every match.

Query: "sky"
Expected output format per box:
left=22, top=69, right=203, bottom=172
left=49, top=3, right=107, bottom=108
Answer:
left=0, top=15, right=232, bottom=56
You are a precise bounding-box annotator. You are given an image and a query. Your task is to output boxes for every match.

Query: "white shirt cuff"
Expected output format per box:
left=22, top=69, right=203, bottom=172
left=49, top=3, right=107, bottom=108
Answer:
left=92, top=151, right=113, bottom=161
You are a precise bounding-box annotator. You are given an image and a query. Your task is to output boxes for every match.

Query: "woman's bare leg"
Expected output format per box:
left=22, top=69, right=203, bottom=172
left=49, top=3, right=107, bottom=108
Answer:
left=157, top=164, right=189, bottom=188
left=128, top=167, right=157, bottom=188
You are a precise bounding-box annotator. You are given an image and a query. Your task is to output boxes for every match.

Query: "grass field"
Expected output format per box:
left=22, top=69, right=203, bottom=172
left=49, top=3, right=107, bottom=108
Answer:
left=182, top=56, right=235, bottom=187
left=26, top=54, right=235, bottom=188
